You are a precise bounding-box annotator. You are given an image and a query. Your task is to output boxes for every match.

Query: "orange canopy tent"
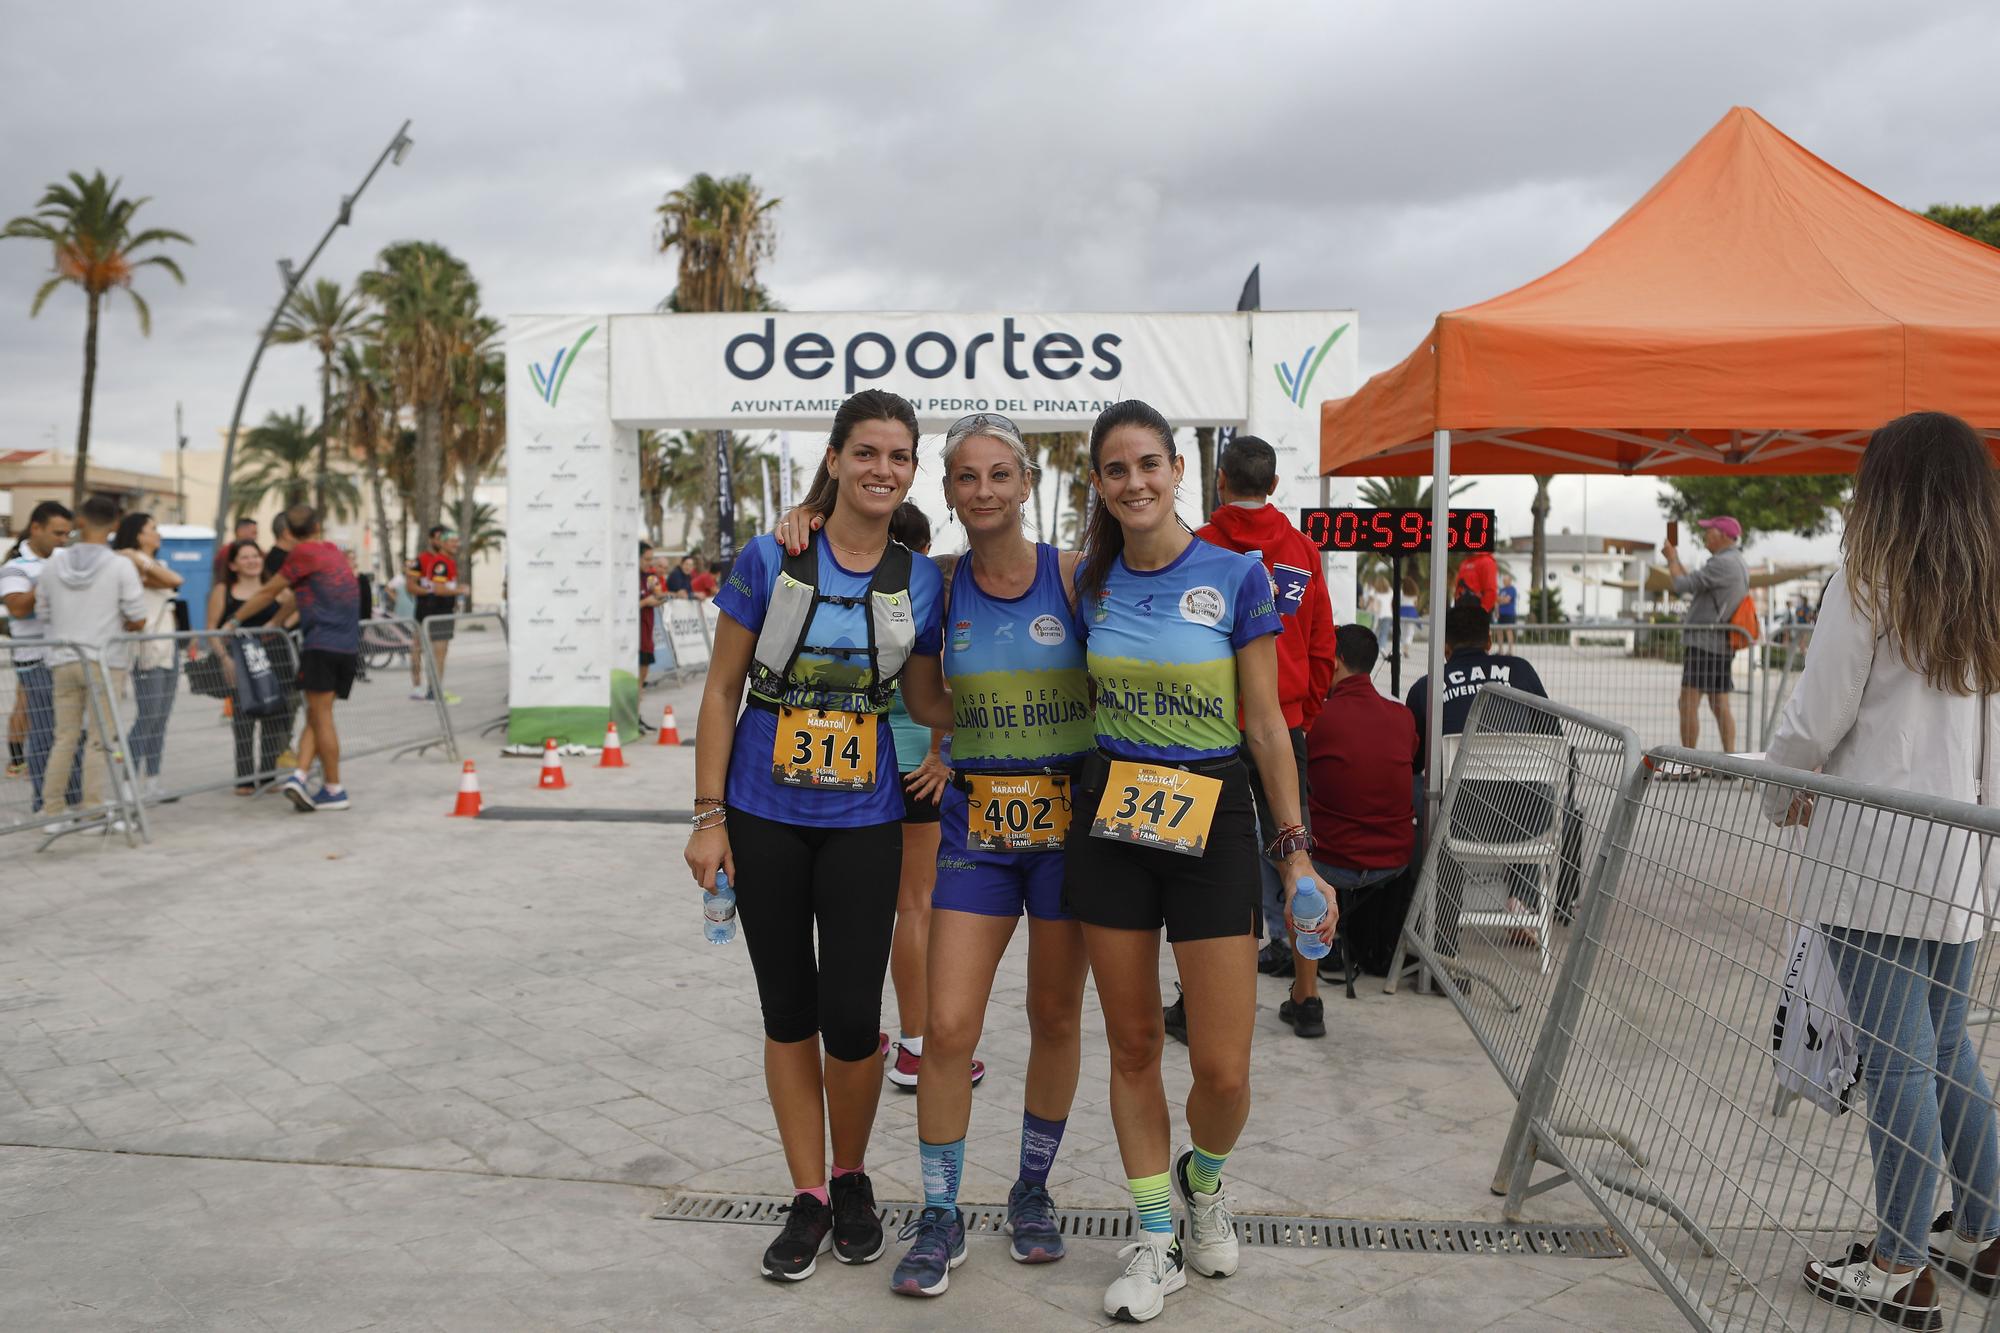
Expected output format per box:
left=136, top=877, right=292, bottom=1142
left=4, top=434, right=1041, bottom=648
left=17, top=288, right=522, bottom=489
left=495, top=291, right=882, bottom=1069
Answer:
left=1319, top=107, right=2000, bottom=479
left=1319, top=106, right=2000, bottom=795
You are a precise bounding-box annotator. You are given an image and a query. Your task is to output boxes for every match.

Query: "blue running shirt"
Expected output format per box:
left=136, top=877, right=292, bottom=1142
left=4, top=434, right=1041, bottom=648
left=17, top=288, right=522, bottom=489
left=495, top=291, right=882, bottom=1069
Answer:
left=944, top=543, right=1093, bottom=772
left=716, top=533, right=944, bottom=827
left=1083, top=540, right=1281, bottom=763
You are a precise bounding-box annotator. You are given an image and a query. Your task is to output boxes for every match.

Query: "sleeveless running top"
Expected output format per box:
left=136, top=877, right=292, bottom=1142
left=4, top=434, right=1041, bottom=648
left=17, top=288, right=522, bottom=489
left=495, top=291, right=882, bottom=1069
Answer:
left=223, top=589, right=279, bottom=630
left=944, top=543, right=1093, bottom=772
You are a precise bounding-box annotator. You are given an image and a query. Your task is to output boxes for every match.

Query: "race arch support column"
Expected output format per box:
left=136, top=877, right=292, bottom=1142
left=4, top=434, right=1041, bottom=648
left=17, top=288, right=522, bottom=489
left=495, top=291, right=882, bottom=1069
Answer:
left=1244, top=309, right=1361, bottom=624
left=505, top=314, right=641, bottom=745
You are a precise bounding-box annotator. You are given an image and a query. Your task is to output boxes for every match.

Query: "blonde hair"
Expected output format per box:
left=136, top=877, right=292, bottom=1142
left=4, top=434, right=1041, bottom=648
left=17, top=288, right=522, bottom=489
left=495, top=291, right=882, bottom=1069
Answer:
left=1844, top=412, right=2000, bottom=695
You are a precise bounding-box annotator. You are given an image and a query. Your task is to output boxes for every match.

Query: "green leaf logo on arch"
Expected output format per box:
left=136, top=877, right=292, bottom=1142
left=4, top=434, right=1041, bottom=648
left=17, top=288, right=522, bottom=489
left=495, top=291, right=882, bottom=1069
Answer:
left=529, top=325, right=598, bottom=406
left=1274, top=323, right=1349, bottom=408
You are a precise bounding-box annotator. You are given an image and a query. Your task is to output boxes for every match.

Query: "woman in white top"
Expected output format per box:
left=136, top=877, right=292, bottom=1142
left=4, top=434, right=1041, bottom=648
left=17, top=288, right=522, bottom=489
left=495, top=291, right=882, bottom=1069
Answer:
left=112, top=512, right=184, bottom=801
left=1767, top=412, right=2000, bottom=1324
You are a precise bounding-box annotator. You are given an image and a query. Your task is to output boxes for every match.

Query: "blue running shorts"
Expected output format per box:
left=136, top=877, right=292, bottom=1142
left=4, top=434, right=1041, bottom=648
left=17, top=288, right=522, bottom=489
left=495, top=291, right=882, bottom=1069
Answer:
left=931, top=782, right=1071, bottom=921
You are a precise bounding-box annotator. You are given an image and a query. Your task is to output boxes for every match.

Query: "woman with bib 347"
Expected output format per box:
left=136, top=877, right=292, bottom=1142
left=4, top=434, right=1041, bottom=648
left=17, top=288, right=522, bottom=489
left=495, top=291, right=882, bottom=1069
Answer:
left=685, top=390, right=950, bottom=1283
left=1069, top=400, right=1331, bottom=1324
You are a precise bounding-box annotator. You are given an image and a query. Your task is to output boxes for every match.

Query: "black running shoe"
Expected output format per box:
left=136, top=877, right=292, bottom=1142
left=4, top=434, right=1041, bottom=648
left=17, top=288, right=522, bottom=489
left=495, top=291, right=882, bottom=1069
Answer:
left=1256, top=943, right=1294, bottom=978
left=1162, top=985, right=1189, bottom=1046
left=1279, top=995, right=1326, bottom=1038
left=829, top=1171, right=886, bottom=1264
left=762, top=1192, right=834, bottom=1281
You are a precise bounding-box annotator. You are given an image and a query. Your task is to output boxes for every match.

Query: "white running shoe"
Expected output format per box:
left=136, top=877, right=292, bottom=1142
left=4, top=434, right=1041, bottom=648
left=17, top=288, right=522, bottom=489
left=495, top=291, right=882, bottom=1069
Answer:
left=1103, top=1233, right=1185, bottom=1323
left=1173, top=1147, right=1240, bottom=1278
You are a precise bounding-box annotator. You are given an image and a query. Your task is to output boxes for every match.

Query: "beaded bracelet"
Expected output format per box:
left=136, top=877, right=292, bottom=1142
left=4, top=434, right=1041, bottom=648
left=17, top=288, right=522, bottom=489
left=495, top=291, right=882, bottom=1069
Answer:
left=1264, top=824, right=1312, bottom=858
left=693, top=796, right=726, bottom=809
left=690, top=809, right=728, bottom=833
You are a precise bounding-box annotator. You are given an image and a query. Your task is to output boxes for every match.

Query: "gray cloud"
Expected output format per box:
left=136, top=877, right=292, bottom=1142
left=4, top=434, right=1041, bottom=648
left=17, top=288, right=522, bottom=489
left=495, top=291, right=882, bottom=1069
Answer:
left=3, top=0, right=1994, bottom=557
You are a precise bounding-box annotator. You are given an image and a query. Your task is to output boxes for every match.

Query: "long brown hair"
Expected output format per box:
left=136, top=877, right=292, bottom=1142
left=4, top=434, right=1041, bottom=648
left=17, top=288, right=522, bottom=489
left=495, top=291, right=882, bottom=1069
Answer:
left=797, top=390, right=920, bottom=521
left=1075, top=400, right=1177, bottom=600
left=1844, top=411, right=2000, bottom=695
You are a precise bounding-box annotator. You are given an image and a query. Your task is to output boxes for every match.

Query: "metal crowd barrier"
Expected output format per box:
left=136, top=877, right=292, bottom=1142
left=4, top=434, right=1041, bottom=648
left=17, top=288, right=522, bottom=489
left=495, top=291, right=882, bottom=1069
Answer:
left=1388, top=685, right=1648, bottom=1097
left=411, top=611, right=508, bottom=751
left=1387, top=622, right=1768, bottom=756
left=1489, top=743, right=2000, bottom=1330
left=0, top=638, right=145, bottom=848
left=98, top=626, right=302, bottom=807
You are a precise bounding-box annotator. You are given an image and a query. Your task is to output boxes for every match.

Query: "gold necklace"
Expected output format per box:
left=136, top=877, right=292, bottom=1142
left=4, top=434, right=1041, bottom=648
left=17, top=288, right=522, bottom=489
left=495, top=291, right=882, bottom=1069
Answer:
left=827, top=534, right=885, bottom=560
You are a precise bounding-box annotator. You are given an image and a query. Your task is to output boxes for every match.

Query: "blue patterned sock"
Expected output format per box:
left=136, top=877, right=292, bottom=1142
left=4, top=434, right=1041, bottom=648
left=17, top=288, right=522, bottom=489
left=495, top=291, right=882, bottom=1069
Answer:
left=1187, top=1142, right=1229, bottom=1195
left=1129, top=1172, right=1173, bottom=1235
left=919, top=1137, right=964, bottom=1211
left=1018, top=1111, right=1066, bottom=1186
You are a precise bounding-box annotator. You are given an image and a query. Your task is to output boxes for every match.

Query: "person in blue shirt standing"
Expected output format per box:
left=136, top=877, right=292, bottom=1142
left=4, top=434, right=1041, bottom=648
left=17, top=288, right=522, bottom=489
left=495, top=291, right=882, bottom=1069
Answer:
left=684, top=390, right=951, bottom=1285
left=1064, top=400, right=1332, bottom=1323
left=1494, top=573, right=1519, bottom=653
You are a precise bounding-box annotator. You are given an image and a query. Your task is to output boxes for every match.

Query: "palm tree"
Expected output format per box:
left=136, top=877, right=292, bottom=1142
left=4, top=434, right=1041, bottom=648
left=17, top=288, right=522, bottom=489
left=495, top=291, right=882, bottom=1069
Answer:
left=359, top=241, right=480, bottom=536
left=1354, top=474, right=1480, bottom=594
left=272, top=278, right=372, bottom=513
left=232, top=406, right=361, bottom=518
left=1032, top=431, right=1090, bottom=544
left=461, top=501, right=504, bottom=563
left=2, top=171, right=191, bottom=505
left=656, top=174, right=780, bottom=545
left=335, top=343, right=399, bottom=581
left=446, top=332, right=505, bottom=602
left=1530, top=474, right=1554, bottom=623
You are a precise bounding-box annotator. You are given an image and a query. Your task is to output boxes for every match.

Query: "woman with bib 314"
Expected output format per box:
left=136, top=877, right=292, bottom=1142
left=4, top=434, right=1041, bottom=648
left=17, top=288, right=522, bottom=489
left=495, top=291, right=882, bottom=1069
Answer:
left=1067, top=400, right=1331, bottom=1324
left=685, top=390, right=951, bottom=1283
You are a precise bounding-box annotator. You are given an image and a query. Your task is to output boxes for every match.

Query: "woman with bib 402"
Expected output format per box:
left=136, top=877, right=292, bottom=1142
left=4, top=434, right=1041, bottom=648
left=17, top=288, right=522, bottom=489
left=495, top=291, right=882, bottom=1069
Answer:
left=1068, top=400, right=1331, bottom=1324
left=776, top=412, right=1097, bottom=1297
left=684, top=390, right=951, bottom=1283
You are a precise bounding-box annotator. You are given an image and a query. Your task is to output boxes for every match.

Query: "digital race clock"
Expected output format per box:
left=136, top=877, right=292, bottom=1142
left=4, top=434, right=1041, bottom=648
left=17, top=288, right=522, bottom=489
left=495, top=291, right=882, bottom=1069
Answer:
left=1298, top=507, right=1497, bottom=555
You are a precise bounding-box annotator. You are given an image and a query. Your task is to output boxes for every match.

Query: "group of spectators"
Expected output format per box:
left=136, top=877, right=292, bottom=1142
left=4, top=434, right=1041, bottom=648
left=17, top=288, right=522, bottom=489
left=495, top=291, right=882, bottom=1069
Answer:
left=2, top=500, right=364, bottom=825
left=637, top=546, right=720, bottom=691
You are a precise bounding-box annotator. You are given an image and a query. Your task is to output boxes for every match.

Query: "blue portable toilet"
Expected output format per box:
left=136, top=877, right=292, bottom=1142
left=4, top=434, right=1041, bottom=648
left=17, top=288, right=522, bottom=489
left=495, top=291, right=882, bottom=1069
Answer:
left=157, top=524, right=217, bottom=629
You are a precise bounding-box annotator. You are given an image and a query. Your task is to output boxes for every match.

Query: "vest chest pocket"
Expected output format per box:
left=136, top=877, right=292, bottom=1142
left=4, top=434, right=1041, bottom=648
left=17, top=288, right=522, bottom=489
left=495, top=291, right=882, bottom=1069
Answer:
left=773, top=706, right=878, bottom=792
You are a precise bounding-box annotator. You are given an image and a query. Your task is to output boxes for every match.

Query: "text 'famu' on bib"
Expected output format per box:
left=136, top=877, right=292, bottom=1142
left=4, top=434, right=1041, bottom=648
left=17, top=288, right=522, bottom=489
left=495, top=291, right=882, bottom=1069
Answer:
left=773, top=706, right=878, bottom=792
left=1089, top=761, right=1222, bottom=858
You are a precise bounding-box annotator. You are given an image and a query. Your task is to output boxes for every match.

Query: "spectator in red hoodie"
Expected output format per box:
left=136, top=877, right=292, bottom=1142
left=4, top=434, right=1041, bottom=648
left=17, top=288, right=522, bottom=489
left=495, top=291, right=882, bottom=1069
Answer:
left=1455, top=548, right=1499, bottom=614
left=1194, top=435, right=1340, bottom=999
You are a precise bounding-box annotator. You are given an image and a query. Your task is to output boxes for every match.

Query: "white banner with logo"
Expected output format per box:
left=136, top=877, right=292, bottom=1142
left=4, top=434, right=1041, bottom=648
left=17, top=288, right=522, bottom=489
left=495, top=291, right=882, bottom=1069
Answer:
left=1245, top=310, right=1362, bottom=624
left=505, top=314, right=640, bottom=744
left=608, top=312, right=1255, bottom=432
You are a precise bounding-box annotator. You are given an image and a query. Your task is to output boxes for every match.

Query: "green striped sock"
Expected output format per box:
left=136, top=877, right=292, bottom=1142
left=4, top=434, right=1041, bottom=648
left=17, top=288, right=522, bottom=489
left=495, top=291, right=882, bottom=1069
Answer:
left=1187, top=1143, right=1229, bottom=1195
left=1128, top=1171, right=1173, bottom=1235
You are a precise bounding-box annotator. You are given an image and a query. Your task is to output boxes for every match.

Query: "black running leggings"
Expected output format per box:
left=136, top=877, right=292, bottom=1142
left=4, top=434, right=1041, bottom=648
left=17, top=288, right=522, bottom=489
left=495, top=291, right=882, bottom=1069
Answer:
left=727, top=808, right=901, bottom=1061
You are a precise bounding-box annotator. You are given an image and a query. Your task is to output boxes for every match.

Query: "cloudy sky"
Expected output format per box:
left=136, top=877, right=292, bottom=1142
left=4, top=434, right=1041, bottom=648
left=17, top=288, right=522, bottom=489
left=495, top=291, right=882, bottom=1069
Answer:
left=3, top=0, right=1995, bottom=566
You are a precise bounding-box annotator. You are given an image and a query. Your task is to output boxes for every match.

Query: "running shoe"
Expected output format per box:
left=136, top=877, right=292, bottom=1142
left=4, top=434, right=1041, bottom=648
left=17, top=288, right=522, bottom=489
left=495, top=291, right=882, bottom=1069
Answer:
left=1173, top=1146, right=1240, bottom=1278
left=761, top=1193, right=834, bottom=1282
left=889, top=1205, right=965, bottom=1297
left=1005, top=1178, right=1064, bottom=1263
left=309, top=787, right=350, bottom=812
left=885, top=1044, right=985, bottom=1091
left=1103, top=1235, right=1186, bottom=1322
left=878, top=1031, right=890, bottom=1057
left=281, top=774, right=314, bottom=812
left=1279, top=994, right=1326, bottom=1039
left=828, top=1171, right=884, bottom=1264
left=1255, top=943, right=1294, bottom=977
left=440, top=691, right=462, bottom=706
left=1803, top=1243, right=1940, bottom=1329
left=408, top=688, right=431, bottom=702
left=1162, top=985, right=1188, bottom=1046
left=4, top=758, right=25, bottom=779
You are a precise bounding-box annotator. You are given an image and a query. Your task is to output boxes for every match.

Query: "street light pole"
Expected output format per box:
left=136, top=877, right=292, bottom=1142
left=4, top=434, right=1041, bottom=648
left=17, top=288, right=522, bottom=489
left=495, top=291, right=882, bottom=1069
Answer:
left=211, top=119, right=413, bottom=538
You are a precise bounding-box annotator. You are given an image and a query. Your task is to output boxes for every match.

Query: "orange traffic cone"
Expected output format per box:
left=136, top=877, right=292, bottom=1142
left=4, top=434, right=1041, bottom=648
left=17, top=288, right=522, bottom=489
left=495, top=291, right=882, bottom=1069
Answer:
left=657, top=704, right=682, bottom=746
left=538, top=738, right=568, bottom=790
left=449, top=760, right=483, bottom=817
left=599, top=722, right=626, bottom=769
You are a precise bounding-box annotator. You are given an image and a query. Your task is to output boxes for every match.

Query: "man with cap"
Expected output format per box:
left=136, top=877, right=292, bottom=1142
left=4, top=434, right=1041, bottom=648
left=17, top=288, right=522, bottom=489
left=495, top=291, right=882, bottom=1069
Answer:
left=1663, top=516, right=1749, bottom=756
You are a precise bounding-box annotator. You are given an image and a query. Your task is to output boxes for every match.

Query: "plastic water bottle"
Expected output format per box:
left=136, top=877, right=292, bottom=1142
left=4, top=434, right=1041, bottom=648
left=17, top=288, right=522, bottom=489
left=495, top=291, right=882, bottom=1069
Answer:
left=703, top=871, right=737, bottom=945
left=1290, top=877, right=1332, bottom=961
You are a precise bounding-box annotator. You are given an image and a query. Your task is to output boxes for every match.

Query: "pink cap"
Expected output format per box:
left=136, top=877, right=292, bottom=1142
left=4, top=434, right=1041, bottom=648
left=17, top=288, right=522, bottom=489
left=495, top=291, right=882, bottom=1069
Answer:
left=1697, top=516, right=1741, bottom=541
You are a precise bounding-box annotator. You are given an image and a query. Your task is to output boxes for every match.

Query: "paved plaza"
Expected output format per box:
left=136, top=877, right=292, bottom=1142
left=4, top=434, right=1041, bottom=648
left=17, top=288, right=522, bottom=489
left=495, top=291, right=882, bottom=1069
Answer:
left=0, top=676, right=1684, bottom=1331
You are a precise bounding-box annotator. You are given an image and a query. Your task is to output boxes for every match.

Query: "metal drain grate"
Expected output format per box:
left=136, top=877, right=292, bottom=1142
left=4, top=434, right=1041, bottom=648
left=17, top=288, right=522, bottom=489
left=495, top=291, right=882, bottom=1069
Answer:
left=649, top=1192, right=1624, bottom=1259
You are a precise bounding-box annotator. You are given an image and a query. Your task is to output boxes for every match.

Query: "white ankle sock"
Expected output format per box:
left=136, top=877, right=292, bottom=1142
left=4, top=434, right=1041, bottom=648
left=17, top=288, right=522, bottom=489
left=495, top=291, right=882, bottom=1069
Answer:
left=900, top=1034, right=923, bottom=1057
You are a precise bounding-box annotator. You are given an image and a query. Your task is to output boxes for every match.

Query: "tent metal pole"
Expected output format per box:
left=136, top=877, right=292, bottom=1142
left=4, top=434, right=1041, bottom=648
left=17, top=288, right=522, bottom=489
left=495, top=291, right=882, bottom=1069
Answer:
left=1427, top=429, right=1450, bottom=823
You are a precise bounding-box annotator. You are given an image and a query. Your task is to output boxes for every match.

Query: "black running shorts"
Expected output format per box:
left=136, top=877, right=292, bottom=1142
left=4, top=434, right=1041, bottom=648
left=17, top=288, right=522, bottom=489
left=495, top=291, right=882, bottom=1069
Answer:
left=1681, top=646, right=1734, bottom=694
left=298, top=649, right=358, bottom=700
left=1061, top=756, right=1261, bottom=942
